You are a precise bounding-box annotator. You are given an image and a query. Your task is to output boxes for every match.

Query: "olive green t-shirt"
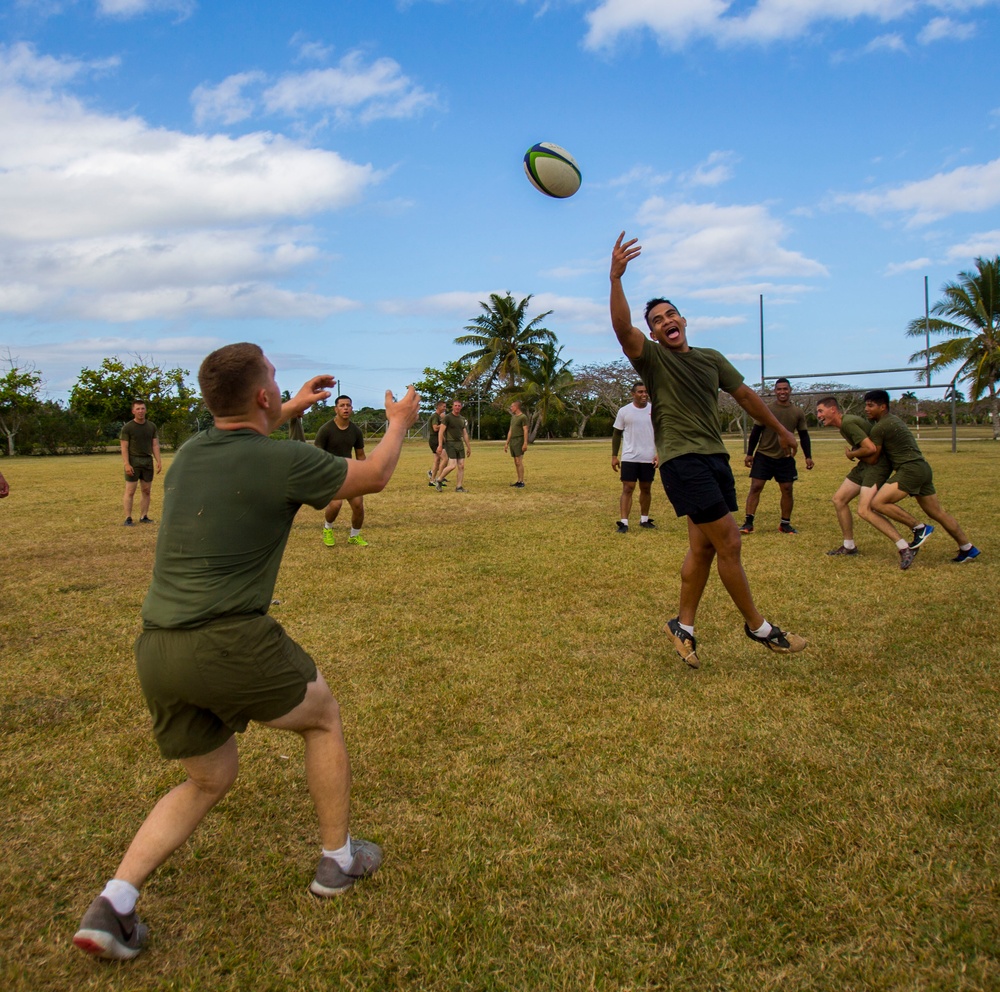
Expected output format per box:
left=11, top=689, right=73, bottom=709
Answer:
left=870, top=413, right=923, bottom=468
left=839, top=413, right=891, bottom=478
left=755, top=401, right=806, bottom=458
left=429, top=412, right=444, bottom=440
left=142, top=428, right=348, bottom=629
left=629, top=339, right=744, bottom=463
left=443, top=413, right=467, bottom=443
left=121, top=419, right=158, bottom=461
left=508, top=413, right=528, bottom=444
left=314, top=419, right=364, bottom=459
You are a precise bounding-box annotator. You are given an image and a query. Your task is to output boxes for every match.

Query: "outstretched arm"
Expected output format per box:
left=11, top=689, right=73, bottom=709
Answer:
left=731, top=384, right=798, bottom=458
left=610, top=232, right=646, bottom=360
left=279, top=375, right=335, bottom=426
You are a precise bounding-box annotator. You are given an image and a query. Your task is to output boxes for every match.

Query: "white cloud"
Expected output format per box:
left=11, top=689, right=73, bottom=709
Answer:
left=884, top=257, right=933, bottom=275
left=191, top=72, right=266, bottom=127
left=687, top=282, right=816, bottom=304
left=606, top=164, right=672, bottom=188
left=633, top=198, right=828, bottom=292
left=918, top=16, right=977, bottom=43
left=836, top=157, right=1000, bottom=225
left=684, top=150, right=740, bottom=187
left=0, top=43, right=380, bottom=322
left=97, top=0, right=194, bottom=18
left=864, top=32, right=908, bottom=52
left=583, top=0, right=997, bottom=50
left=945, top=230, right=1000, bottom=259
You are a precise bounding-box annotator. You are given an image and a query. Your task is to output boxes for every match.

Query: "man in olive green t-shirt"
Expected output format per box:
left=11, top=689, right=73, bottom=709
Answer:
left=504, top=400, right=529, bottom=488
left=427, top=400, right=448, bottom=486
left=435, top=399, right=471, bottom=492
left=815, top=396, right=891, bottom=556
left=73, top=343, right=420, bottom=962
left=120, top=401, right=162, bottom=527
left=861, top=390, right=979, bottom=568
left=610, top=231, right=807, bottom=668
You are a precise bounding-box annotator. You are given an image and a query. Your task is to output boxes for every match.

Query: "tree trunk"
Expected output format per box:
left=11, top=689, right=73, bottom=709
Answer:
left=989, top=381, right=1000, bottom=440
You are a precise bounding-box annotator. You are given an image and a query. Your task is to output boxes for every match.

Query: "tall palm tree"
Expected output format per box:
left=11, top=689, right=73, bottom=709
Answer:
left=454, top=293, right=555, bottom=392
left=906, top=256, right=1000, bottom=439
left=519, top=343, right=575, bottom=441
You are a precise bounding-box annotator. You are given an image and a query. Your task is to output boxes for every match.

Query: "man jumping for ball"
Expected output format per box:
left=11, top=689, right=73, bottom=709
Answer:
left=73, top=343, right=419, bottom=961
left=610, top=232, right=807, bottom=668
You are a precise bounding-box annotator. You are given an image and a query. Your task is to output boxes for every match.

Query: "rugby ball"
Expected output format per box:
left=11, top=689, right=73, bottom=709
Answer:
left=523, top=142, right=581, bottom=199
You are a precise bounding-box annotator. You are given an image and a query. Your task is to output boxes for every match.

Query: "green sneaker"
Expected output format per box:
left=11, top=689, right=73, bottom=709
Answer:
left=322, top=529, right=335, bottom=547
left=347, top=535, right=369, bottom=547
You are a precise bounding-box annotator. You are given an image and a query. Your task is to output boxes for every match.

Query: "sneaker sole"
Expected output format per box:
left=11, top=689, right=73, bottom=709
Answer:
left=309, top=878, right=355, bottom=897
left=761, top=635, right=807, bottom=654
left=73, top=930, right=143, bottom=960
left=664, top=624, right=699, bottom=668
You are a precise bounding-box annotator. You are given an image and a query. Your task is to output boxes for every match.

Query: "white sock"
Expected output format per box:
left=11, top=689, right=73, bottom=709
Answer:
left=751, top=620, right=773, bottom=639
left=620, top=519, right=629, bottom=526
left=323, top=523, right=333, bottom=531
left=101, top=879, right=139, bottom=916
left=350, top=528, right=361, bottom=538
left=960, top=543, right=973, bottom=552
left=895, top=539, right=909, bottom=551
left=322, top=835, right=354, bottom=870
left=844, top=540, right=856, bottom=549
left=678, top=621, right=695, bottom=637
left=641, top=515, right=649, bottom=523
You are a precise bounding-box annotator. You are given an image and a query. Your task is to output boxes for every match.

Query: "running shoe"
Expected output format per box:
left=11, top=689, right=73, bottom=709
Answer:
left=665, top=618, right=699, bottom=669
left=73, top=896, right=148, bottom=960
left=639, top=519, right=656, bottom=529
left=455, top=486, right=467, bottom=493
left=899, top=547, right=917, bottom=570
left=435, top=480, right=443, bottom=492
left=952, top=546, right=981, bottom=563
left=310, top=838, right=383, bottom=897
left=616, top=521, right=629, bottom=534
left=825, top=545, right=859, bottom=556
left=909, top=523, right=935, bottom=549
left=744, top=623, right=807, bottom=653
left=778, top=522, right=798, bottom=534
left=138, top=516, right=154, bottom=524
left=347, top=535, right=368, bottom=547
left=739, top=520, right=754, bottom=534
left=123, top=517, right=133, bottom=527
left=322, top=528, right=335, bottom=547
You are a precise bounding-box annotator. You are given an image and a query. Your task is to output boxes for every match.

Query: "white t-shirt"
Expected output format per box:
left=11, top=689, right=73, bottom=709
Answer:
left=613, top=402, right=656, bottom=463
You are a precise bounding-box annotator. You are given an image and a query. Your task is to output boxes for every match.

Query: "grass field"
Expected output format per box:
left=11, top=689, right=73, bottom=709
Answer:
left=1, top=431, right=998, bottom=991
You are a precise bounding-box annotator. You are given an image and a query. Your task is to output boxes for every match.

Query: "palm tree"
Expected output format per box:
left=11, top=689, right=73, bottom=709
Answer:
left=519, top=343, right=575, bottom=442
left=454, top=293, right=555, bottom=392
left=906, top=256, right=1000, bottom=439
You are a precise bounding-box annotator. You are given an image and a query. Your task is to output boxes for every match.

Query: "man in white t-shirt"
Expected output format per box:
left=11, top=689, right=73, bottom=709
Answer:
left=611, top=382, right=658, bottom=533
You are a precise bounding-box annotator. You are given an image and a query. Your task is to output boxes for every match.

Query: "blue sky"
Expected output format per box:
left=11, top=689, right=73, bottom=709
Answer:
left=2, top=0, right=999, bottom=408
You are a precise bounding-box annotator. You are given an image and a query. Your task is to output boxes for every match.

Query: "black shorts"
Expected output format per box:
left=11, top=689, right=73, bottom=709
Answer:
left=620, top=461, right=655, bottom=483
left=428, top=434, right=439, bottom=454
left=660, top=453, right=737, bottom=524
left=125, top=458, right=155, bottom=484
left=749, top=452, right=798, bottom=484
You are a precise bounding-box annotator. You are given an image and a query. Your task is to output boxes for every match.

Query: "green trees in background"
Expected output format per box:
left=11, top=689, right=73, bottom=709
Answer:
left=0, top=353, right=43, bottom=456
left=907, top=256, right=1000, bottom=440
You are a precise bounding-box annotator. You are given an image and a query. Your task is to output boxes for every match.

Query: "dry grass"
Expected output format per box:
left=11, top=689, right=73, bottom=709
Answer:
left=1, top=431, right=998, bottom=991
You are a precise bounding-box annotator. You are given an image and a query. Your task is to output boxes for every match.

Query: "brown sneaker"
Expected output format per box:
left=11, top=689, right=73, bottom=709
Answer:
left=310, top=838, right=383, bottom=897
left=73, top=896, right=148, bottom=960
left=899, top=547, right=917, bottom=570
left=744, top=623, right=807, bottom=653
left=826, top=545, right=859, bottom=556
left=665, top=618, right=699, bottom=669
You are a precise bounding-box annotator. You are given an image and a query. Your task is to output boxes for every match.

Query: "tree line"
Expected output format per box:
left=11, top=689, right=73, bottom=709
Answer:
left=2, top=256, right=997, bottom=456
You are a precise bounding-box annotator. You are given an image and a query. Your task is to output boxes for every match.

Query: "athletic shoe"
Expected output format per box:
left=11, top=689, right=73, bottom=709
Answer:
left=515, top=482, right=525, bottom=488
left=138, top=516, right=154, bottom=524
left=73, top=896, right=148, bottom=960
left=435, top=480, right=443, bottom=492
left=739, top=520, right=753, bottom=534
left=665, top=618, right=699, bottom=669
left=909, top=523, right=935, bottom=549
left=347, top=535, right=368, bottom=547
left=639, top=519, right=656, bottom=529
left=455, top=486, right=467, bottom=493
left=123, top=517, right=133, bottom=527
left=743, top=623, right=807, bottom=653
left=616, top=521, right=629, bottom=534
left=428, top=480, right=436, bottom=487
left=322, top=529, right=335, bottom=547
left=427, top=469, right=433, bottom=479
left=825, top=545, right=859, bottom=556
left=778, top=522, right=798, bottom=534
left=899, top=547, right=917, bottom=570
left=310, top=838, right=383, bottom=897
left=952, top=546, right=981, bottom=563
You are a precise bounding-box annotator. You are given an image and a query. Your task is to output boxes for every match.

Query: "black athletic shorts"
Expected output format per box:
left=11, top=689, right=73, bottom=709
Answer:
left=620, top=461, right=655, bottom=483
left=660, top=453, right=737, bottom=524
left=749, top=452, right=798, bottom=484
left=428, top=434, right=440, bottom=454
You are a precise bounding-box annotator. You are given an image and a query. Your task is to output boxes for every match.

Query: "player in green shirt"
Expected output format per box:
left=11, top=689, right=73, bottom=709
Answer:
left=427, top=399, right=448, bottom=486
left=504, top=400, right=529, bottom=488
left=610, top=232, right=807, bottom=667
left=315, top=395, right=369, bottom=546
left=862, top=390, right=980, bottom=567
left=73, top=343, right=420, bottom=961
left=435, top=399, right=471, bottom=492
left=120, top=401, right=162, bottom=526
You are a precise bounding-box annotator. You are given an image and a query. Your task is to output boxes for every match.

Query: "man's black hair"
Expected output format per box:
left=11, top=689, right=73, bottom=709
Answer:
left=643, top=298, right=679, bottom=328
left=864, top=389, right=891, bottom=407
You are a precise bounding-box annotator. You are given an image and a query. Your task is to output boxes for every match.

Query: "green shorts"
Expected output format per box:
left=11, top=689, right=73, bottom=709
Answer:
left=509, top=440, right=524, bottom=458
left=135, top=614, right=317, bottom=760
left=125, top=457, right=154, bottom=484
left=444, top=440, right=465, bottom=461
left=889, top=458, right=936, bottom=497
left=846, top=463, right=867, bottom=486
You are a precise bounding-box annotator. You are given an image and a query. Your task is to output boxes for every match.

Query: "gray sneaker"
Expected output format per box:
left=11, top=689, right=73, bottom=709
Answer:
left=310, top=838, right=383, bottom=897
left=73, top=896, right=148, bottom=960
left=826, top=545, right=859, bottom=556
left=899, top=547, right=917, bottom=570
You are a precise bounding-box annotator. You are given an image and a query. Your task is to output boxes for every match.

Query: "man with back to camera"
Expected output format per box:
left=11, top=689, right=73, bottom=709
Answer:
left=435, top=398, right=471, bottom=492
left=73, top=343, right=420, bottom=961
left=739, top=378, right=813, bottom=535
left=861, top=389, right=980, bottom=568
left=427, top=399, right=448, bottom=487
left=120, top=400, right=162, bottom=526
left=814, top=395, right=892, bottom=556
left=612, top=382, right=658, bottom=533
left=315, top=395, right=369, bottom=547
left=610, top=232, right=807, bottom=668
left=504, top=399, right=529, bottom=488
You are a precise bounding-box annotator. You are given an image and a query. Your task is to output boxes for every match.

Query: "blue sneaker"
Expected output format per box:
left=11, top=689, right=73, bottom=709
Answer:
left=951, top=546, right=981, bottom=563
left=909, top=523, right=934, bottom=549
